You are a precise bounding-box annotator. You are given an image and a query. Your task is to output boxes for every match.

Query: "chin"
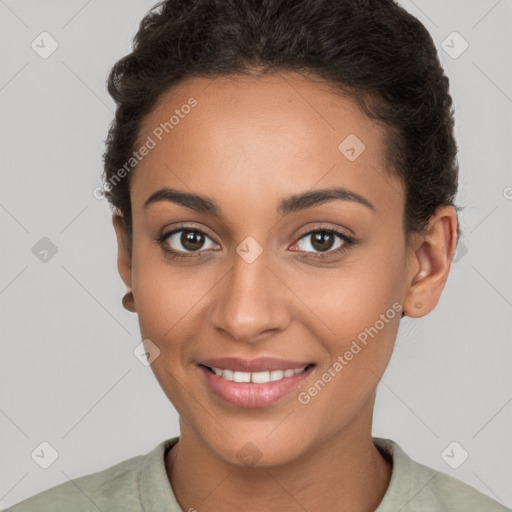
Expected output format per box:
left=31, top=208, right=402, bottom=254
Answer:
left=203, top=428, right=307, bottom=469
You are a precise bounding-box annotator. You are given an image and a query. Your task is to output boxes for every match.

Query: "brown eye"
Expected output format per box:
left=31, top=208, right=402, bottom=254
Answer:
left=158, top=227, right=219, bottom=258
left=311, top=231, right=336, bottom=252
left=180, top=230, right=206, bottom=251
left=290, top=227, right=357, bottom=261
left=295, top=229, right=344, bottom=253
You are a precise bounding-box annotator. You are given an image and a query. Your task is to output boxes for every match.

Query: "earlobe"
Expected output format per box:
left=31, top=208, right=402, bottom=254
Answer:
left=403, top=206, right=458, bottom=319
left=122, top=289, right=136, bottom=313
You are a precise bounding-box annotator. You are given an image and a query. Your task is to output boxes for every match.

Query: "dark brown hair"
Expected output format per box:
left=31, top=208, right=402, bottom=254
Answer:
left=102, top=0, right=461, bottom=252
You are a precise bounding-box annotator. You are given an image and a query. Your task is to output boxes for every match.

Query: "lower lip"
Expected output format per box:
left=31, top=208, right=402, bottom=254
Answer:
left=197, top=364, right=316, bottom=408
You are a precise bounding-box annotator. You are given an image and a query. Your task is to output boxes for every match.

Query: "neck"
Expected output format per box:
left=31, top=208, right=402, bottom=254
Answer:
left=165, top=401, right=392, bottom=512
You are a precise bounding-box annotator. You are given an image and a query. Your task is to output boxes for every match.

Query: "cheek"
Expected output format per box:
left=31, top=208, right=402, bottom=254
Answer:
left=131, top=233, right=185, bottom=322
left=294, top=278, right=401, bottom=427
left=130, top=248, right=182, bottom=347
left=287, top=248, right=404, bottom=391
left=288, top=248, right=404, bottom=337
left=130, top=260, right=198, bottom=409
left=130, top=251, right=218, bottom=369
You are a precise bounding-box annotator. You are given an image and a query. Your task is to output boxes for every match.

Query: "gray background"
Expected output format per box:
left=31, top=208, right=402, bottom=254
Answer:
left=1, top=0, right=511, bottom=509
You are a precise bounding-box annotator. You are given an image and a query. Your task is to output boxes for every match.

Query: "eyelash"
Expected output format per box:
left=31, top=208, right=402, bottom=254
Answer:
left=155, top=224, right=356, bottom=262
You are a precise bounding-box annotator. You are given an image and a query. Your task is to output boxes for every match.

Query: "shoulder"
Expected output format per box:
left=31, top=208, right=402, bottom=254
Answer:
left=428, top=470, right=509, bottom=511
left=7, top=439, right=173, bottom=512
left=373, top=437, right=509, bottom=512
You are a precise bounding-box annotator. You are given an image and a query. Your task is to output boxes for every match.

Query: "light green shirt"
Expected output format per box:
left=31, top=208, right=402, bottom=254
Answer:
left=8, top=436, right=509, bottom=511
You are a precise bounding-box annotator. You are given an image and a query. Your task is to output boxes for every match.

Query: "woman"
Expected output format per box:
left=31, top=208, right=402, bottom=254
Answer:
left=9, top=0, right=507, bottom=510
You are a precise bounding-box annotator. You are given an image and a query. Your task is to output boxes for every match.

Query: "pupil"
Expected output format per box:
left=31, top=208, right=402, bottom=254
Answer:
left=312, top=232, right=333, bottom=252
left=182, top=230, right=204, bottom=251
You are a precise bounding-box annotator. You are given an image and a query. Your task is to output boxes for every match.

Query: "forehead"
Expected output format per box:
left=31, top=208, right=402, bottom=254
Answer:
left=131, top=72, right=403, bottom=219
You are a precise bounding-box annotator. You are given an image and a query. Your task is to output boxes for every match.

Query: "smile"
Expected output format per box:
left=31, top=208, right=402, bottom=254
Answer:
left=197, top=363, right=316, bottom=408
left=202, top=364, right=313, bottom=383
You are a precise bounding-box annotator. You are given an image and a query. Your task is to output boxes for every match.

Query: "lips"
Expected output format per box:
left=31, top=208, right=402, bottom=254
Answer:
left=195, top=357, right=317, bottom=407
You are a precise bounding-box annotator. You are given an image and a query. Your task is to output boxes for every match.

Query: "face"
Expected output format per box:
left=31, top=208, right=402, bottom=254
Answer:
left=114, top=71, right=425, bottom=467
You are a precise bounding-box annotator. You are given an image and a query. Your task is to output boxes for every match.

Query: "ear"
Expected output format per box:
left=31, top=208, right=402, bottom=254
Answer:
left=403, top=205, right=458, bottom=318
left=112, top=209, right=132, bottom=292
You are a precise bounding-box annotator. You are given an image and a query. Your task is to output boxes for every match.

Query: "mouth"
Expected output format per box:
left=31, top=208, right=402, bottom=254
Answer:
left=199, top=363, right=316, bottom=383
left=196, top=362, right=316, bottom=408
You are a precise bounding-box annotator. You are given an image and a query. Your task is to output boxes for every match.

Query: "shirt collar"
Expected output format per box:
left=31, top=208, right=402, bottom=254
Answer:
left=139, top=436, right=419, bottom=512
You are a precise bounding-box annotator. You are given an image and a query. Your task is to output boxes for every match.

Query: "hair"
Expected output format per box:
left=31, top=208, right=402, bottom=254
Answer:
left=102, top=0, right=461, bottom=255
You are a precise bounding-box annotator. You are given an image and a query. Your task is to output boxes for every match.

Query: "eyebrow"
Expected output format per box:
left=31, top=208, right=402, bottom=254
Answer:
left=143, top=186, right=375, bottom=216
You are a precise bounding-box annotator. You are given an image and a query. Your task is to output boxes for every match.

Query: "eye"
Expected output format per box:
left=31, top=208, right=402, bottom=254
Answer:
left=290, top=227, right=356, bottom=260
left=156, top=226, right=219, bottom=260
left=156, top=224, right=356, bottom=262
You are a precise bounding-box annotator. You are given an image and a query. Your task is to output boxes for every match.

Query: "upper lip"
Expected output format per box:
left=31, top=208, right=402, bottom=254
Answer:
left=198, top=357, right=313, bottom=373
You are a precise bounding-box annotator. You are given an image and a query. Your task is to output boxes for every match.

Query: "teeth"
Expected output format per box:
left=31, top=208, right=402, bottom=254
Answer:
left=269, top=370, right=284, bottom=381
left=233, top=371, right=251, bottom=383
left=209, top=365, right=308, bottom=383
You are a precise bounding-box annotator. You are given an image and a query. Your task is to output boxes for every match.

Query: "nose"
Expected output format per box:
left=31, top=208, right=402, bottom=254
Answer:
left=209, top=251, right=291, bottom=343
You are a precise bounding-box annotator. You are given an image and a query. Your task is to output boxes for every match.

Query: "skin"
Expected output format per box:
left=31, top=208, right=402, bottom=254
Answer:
left=112, top=71, right=458, bottom=512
